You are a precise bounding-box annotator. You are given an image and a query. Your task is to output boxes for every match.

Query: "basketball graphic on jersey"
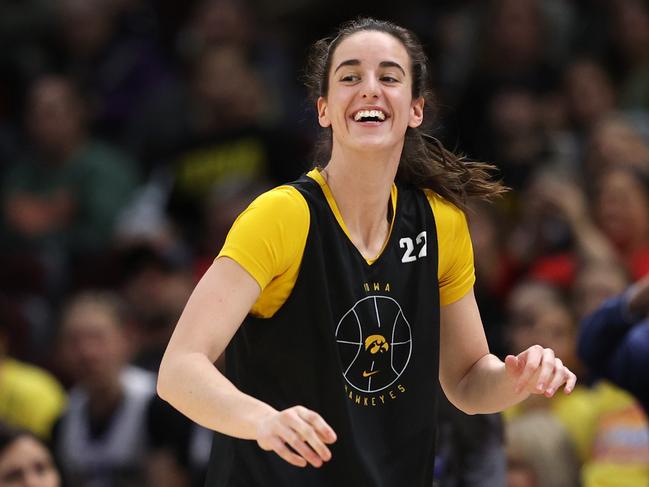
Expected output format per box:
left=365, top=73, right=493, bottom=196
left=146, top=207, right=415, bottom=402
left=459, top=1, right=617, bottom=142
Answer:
left=335, top=295, right=412, bottom=393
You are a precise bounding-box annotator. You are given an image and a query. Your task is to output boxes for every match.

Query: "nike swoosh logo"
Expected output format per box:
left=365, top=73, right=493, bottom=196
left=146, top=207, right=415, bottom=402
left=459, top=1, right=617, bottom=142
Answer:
left=362, top=370, right=380, bottom=378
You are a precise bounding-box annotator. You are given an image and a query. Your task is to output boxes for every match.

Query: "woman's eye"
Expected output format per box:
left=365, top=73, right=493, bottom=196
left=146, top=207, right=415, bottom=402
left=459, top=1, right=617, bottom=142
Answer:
left=341, top=75, right=359, bottom=82
left=381, top=76, right=398, bottom=83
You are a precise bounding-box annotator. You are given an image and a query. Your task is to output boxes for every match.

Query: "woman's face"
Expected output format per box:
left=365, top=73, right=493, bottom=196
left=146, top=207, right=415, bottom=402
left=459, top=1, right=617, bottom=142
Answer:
left=317, top=30, right=424, bottom=157
left=596, top=169, right=649, bottom=249
left=0, top=436, right=60, bottom=487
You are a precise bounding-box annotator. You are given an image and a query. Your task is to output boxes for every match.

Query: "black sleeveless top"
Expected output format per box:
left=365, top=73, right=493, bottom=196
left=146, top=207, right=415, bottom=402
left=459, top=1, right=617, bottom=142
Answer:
left=207, top=175, right=441, bottom=487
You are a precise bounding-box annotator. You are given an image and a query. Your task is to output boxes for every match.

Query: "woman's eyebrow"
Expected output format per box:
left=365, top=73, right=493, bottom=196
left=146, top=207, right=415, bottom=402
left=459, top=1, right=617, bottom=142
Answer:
left=334, top=59, right=360, bottom=73
left=379, top=61, right=405, bottom=75
left=334, top=59, right=405, bottom=75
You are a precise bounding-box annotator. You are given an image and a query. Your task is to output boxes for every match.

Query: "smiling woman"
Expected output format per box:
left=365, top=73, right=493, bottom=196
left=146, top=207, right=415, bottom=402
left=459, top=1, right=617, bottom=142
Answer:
left=157, top=17, right=577, bottom=487
left=305, top=18, right=504, bottom=211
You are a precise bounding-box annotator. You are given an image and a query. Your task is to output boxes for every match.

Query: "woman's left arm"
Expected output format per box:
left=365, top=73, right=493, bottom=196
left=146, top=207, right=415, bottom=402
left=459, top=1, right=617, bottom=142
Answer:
left=439, top=289, right=577, bottom=415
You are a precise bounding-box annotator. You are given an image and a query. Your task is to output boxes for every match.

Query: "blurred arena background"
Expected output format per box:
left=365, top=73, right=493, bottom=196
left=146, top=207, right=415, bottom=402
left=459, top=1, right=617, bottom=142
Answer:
left=1, top=1, right=649, bottom=486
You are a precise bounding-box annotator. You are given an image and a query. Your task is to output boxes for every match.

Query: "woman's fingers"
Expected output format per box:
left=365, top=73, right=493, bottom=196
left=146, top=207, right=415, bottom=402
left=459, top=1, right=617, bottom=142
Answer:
left=282, top=425, right=325, bottom=467
left=514, top=345, right=543, bottom=393
left=297, top=406, right=337, bottom=444
left=270, top=437, right=308, bottom=467
left=256, top=406, right=337, bottom=468
left=543, top=359, right=565, bottom=397
left=512, top=346, right=576, bottom=396
left=564, top=368, right=577, bottom=393
left=534, top=348, right=557, bottom=392
left=543, top=363, right=577, bottom=397
left=293, top=408, right=334, bottom=463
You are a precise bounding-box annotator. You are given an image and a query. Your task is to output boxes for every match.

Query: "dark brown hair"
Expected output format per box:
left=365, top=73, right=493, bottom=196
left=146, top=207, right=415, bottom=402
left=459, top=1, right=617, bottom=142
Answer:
left=304, top=17, right=506, bottom=210
left=0, top=421, right=52, bottom=458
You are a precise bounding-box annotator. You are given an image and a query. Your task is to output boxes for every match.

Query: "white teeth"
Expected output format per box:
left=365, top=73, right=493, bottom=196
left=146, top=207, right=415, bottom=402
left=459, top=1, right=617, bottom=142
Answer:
left=354, top=109, right=386, bottom=121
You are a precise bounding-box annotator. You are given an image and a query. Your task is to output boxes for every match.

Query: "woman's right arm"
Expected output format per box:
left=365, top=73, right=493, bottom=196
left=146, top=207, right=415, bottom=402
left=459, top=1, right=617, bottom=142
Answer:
left=157, top=256, right=336, bottom=468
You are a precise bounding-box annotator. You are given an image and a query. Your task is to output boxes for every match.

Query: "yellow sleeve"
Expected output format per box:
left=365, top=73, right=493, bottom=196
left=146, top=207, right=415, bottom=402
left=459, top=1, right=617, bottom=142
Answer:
left=424, top=190, right=476, bottom=306
left=217, top=185, right=310, bottom=317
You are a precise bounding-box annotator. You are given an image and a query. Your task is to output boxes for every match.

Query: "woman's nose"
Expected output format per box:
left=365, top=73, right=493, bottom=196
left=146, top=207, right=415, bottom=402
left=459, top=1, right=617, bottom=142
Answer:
left=360, top=76, right=380, bottom=99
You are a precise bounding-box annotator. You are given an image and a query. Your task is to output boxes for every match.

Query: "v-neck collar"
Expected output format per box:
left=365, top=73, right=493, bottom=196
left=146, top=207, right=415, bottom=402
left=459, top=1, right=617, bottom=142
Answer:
left=306, top=168, right=398, bottom=265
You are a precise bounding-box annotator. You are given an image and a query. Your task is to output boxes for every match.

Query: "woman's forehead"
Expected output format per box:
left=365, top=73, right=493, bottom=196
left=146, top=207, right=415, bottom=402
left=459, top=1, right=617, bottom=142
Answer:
left=331, top=30, right=410, bottom=70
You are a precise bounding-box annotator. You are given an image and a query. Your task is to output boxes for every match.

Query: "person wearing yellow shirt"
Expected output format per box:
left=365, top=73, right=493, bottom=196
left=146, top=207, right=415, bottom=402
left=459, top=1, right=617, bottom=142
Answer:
left=157, top=17, right=577, bottom=487
left=0, top=321, right=65, bottom=439
left=504, top=281, right=649, bottom=486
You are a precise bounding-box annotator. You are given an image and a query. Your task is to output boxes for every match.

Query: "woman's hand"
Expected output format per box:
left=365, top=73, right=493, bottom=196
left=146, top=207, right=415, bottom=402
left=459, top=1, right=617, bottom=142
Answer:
left=505, top=345, right=577, bottom=397
left=256, top=406, right=337, bottom=468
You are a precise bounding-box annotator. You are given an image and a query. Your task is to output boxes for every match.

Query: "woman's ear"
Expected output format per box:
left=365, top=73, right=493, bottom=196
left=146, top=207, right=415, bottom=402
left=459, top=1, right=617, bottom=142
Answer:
left=317, top=97, right=331, bottom=128
left=409, top=97, right=425, bottom=128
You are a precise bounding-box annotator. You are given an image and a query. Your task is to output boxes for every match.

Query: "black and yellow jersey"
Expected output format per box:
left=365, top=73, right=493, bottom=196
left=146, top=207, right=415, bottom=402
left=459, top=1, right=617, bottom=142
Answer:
left=218, top=169, right=474, bottom=317
left=207, top=169, right=475, bottom=487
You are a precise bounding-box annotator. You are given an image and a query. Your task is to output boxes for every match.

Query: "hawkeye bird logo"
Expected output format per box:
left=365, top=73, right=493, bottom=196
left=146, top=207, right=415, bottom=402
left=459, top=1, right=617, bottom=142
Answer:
left=335, top=296, right=412, bottom=393
left=365, top=334, right=389, bottom=354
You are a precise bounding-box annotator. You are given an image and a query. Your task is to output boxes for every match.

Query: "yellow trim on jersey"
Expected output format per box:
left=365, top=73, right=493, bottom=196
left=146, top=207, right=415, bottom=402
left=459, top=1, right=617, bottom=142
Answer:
left=307, top=169, right=397, bottom=265
left=423, top=189, right=476, bottom=306
left=217, top=172, right=475, bottom=317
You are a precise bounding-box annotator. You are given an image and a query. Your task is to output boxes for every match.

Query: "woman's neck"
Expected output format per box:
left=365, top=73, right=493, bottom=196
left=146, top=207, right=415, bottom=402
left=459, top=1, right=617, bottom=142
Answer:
left=323, top=145, right=401, bottom=259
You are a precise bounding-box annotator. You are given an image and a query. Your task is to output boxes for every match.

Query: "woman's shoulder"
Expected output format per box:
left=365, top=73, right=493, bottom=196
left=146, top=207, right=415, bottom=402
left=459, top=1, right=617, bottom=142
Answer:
left=420, top=188, right=466, bottom=225
left=247, top=183, right=310, bottom=218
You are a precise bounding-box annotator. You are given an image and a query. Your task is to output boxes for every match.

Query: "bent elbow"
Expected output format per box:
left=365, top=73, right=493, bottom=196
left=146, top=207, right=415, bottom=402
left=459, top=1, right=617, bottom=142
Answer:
left=156, top=357, right=173, bottom=402
left=156, top=374, right=168, bottom=401
left=453, top=401, right=480, bottom=416
left=460, top=406, right=480, bottom=416
left=443, top=389, right=480, bottom=416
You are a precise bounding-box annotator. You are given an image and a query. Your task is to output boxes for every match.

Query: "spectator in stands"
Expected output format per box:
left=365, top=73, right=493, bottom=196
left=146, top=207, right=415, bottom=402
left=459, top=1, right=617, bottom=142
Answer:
left=583, top=115, right=649, bottom=180
left=571, top=260, right=629, bottom=323
left=128, top=44, right=307, bottom=243
left=118, top=244, right=194, bottom=372
left=51, top=0, right=176, bottom=141
left=508, top=171, right=616, bottom=289
left=1, top=75, right=137, bottom=295
left=482, top=86, right=550, bottom=190
left=0, top=422, right=61, bottom=487
left=592, top=166, right=649, bottom=279
left=53, top=290, right=199, bottom=486
left=505, top=412, right=580, bottom=487
left=504, top=281, right=649, bottom=486
left=175, top=0, right=300, bottom=126
left=468, top=201, right=517, bottom=357
left=578, top=273, right=649, bottom=413
left=0, top=296, right=65, bottom=439
left=52, top=291, right=160, bottom=486
left=562, top=58, right=617, bottom=136
left=435, top=390, right=506, bottom=486
left=455, top=0, right=559, bottom=162
left=607, top=0, right=649, bottom=110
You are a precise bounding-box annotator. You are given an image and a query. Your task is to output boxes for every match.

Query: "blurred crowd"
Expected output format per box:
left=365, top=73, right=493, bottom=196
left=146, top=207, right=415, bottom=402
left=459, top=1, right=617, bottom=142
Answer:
left=1, top=0, right=649, bottom=486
